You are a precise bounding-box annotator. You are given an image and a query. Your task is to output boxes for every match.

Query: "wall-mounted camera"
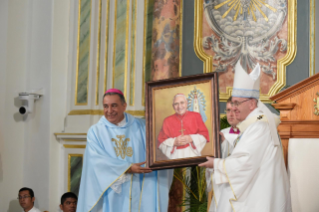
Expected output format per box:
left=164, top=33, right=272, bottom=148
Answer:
left=18, top=89, right=44, bottom=115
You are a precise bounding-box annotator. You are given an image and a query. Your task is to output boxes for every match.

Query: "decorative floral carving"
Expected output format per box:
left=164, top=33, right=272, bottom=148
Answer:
left=314, top=92, right=319, bottom=116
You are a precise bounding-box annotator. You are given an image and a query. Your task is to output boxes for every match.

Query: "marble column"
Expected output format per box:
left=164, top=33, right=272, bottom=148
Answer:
left=151, top=1, right=184, bottom=212
left=151, top=0, right=181, bottom=80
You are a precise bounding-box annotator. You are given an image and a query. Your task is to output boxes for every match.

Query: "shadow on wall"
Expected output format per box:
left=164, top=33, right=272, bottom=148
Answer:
left=34, top=199, right=39, bottom=209
left=7, top=199, right=20, bottom=212
left=13, top=97, right=28, bottom=122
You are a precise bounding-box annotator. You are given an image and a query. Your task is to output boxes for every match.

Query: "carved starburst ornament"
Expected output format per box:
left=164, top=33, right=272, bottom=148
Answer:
left=203, top=0, right=287, bottom=76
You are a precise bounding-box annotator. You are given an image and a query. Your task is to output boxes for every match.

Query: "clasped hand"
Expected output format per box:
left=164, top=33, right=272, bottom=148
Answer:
left=174, top=135, right=193, bottom=146
left=126, top=161, right=152, bottom=174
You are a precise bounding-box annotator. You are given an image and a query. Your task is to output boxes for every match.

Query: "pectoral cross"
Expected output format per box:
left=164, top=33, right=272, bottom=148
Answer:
left=179, top=128, right=185, bottom=136
left=179, top=121, right=185, bottom=135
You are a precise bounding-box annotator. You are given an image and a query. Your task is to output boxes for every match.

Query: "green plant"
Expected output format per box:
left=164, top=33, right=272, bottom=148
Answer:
left=174, top=167, right=207, bottom=212
left=172, top=116, right=230, bottom=211
left=220, top=115, right=231, bottom=130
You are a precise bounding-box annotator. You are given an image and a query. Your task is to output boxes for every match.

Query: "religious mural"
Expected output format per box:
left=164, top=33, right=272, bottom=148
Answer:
left=201, top=0, right=289, bottom=98
left=151, top=0, right=181, bottom=80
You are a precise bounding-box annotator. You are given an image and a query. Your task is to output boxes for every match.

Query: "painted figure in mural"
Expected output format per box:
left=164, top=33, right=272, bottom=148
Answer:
left=200, top=62, right=291, bottom=212
left=18, top=187, right=41, bottom=212
left=77, top=89, right=173, bottom=212
left=59, top=192, right=77, bottom=212
left=158, top=93, right=209, bottom=159
left=219, top=97, right=240, bottom=159
left=187, top=86, right=208, bottom=123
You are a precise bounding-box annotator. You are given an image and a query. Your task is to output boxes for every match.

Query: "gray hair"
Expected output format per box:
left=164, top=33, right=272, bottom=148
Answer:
left=173, top=94, right=187, bottom=103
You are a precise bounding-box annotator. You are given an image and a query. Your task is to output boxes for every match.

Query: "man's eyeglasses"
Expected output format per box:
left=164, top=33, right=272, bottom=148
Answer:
left=17, top=196, right=31, bottom=200
left=230, top=99, right=251, bottom=107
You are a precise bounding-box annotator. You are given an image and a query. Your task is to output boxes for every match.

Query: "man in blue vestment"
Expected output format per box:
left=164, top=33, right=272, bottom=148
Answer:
left=77, top=88, right=173, bottom=212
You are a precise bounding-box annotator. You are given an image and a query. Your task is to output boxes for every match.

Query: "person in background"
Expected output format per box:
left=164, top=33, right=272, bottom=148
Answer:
left=18, top=187, right=41, bottom=212
left=220, top=96, right=240, bottom=158
left=60, top=192, right=77, bottom=212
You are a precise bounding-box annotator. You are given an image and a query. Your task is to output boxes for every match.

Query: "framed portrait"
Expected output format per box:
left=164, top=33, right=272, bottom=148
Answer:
left=146, top=73, right=221, bottom=170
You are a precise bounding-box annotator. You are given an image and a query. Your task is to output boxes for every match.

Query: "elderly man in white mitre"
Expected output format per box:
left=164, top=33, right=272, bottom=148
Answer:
left=157, top=93, right=210, bottom=159
left=200, top=62, right=291, bottom=212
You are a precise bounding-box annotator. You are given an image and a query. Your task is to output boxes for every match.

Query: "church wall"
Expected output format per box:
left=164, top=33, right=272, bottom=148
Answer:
left=0, top=0, right=70, bottom=211
left=286, top=0, right=310, bottom=87
left=49, top=0, right=70, bottom=211
left=0, top=5, right=9, bottom=208
left=0, top=0, right=29, bottom=211
left=22, top=1, right=53, bottom=210
left=181, top=1, right=203, bottom=78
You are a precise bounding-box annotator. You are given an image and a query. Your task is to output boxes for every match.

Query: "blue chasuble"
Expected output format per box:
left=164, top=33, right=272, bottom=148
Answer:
left=77, top=113, right=173, bottom=212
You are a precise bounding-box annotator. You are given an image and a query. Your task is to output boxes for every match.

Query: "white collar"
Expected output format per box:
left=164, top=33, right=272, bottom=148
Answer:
left=23, top=206, right=37, bottom=212
left=117, top=116, right=126, bottom=127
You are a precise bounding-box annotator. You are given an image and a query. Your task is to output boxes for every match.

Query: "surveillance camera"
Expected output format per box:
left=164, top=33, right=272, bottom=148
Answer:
left=18, top=89, right=43, bottom=115
left=19, top=105, right=28, bottom=115
left=18, top=93, right=35, bottom=115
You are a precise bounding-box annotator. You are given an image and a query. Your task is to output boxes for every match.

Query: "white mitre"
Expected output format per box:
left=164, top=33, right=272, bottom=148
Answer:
left=232, top=61, right=260, bottom=99
left=232, top=61, right=280, bottom=146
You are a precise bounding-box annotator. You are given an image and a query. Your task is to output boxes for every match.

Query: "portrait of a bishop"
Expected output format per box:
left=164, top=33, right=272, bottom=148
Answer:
left=157, top=93, right=209, bottom=159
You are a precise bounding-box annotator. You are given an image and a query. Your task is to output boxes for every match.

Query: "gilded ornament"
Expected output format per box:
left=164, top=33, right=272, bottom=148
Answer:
left=195, top=0, right=297, bottom=103
left=314, top=92, right=319, bottom=116
left=112, top=135, right=133, bottom=159
left=126, top=147, right=133, bottom=157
